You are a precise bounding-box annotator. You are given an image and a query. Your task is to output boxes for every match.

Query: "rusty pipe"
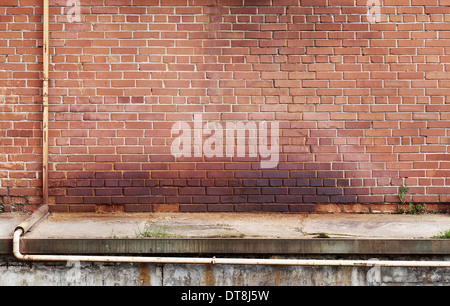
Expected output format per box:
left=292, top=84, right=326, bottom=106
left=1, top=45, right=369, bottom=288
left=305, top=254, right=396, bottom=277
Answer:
left=15, top=204, right=49, bottom=234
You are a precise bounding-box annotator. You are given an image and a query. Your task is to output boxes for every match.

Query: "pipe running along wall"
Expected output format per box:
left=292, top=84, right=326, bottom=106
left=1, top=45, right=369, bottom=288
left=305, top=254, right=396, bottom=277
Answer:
left=42, top=0, right=49, bottom=206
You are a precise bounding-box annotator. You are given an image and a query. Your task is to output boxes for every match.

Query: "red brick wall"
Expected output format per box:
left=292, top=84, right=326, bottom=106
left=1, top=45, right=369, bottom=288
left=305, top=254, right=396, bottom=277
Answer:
left=1, top=0, right=449, bottom=213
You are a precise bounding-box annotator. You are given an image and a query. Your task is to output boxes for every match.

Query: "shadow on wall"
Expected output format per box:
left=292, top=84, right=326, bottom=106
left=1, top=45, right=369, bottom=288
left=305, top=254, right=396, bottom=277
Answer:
left=42, top=1, right=450, bottom=213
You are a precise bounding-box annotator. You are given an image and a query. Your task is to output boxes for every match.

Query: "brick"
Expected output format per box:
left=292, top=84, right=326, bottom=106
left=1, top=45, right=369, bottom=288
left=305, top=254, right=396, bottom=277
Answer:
left=180, top=205, right=206, bottom=212
left=4, top=0, right=450, bottom=213
left=67, top=189, right=94, bottom=196
left=1, top=0, right=19, bottom=5
left=207, top=204, right=233, bottom=212
left=123, top=204, right=152, bottom=212
left=69, top=205, right=97, bottom=213
left=288, top=204, right=316, bottom=212
left=179, top=187, right=205, bottom=195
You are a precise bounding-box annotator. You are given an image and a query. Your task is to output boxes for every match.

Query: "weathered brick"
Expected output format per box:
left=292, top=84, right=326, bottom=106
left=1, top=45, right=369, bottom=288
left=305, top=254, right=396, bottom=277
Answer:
left=2, top=1, right=450, bottom=213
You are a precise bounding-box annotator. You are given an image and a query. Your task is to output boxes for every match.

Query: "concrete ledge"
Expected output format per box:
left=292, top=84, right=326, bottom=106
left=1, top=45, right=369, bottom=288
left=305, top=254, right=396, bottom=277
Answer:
left=2, top=212, right=450, bottom=239
left=1, top=238, right=449, bottom=256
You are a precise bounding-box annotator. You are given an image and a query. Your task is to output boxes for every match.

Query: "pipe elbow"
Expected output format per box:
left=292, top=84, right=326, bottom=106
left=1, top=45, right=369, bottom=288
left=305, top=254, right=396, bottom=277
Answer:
left=13, top=229, right=25, bottom=260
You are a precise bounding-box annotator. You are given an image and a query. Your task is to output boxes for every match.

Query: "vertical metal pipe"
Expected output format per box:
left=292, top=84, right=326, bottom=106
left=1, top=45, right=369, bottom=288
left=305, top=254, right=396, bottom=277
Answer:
left=42, top=0, right=49, bottom=205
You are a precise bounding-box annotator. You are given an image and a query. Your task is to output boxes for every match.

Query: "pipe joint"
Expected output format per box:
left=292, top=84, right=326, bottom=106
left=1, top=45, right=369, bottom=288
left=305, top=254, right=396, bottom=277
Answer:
left=13, top=229, right=25, bottom=260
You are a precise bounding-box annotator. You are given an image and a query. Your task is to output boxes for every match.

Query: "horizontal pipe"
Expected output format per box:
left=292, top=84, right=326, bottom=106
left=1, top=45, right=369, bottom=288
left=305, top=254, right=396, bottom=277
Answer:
left=13, top=229, right=450, bottom=267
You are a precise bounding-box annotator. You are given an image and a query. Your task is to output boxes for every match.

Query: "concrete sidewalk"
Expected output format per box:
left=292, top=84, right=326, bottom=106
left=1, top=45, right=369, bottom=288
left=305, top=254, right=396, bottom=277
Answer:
left=1, top=212, right=449, bottom=240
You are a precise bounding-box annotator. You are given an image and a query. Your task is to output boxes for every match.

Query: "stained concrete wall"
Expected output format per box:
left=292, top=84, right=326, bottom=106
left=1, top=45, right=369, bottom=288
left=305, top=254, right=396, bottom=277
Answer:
left=0, top=256, right=449, bottom=286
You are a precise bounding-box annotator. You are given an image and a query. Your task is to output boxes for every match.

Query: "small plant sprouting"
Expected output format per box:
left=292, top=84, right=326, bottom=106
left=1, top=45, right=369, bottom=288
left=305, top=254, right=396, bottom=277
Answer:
left=409, top=203, right=426, bottom=215
left=110, top=229, right=119, bottom=239
left=398, top=185, right=409, bottom=204
left=397, top=207, right=406, bottom=214
left=135, top=219, right=172, bottom=238
left=397, top=185, right=409, bottom=214
left=432, top=230, right=450, bottom=239
left=397, top=185, right=427, bottom=215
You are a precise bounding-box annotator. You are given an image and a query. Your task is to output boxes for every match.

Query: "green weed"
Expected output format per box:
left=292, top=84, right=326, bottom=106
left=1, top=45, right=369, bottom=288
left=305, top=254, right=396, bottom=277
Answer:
left=432, top=230, right=450, bottom=239
left=398, top=185, right=409, bottom=204
left=397, top=186, right=427, bottom=215
left=135, top=220, right=172, bottom=238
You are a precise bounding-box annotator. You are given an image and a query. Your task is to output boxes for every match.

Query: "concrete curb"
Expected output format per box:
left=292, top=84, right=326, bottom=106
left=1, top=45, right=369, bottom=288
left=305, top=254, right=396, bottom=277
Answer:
left=1, top=238, right=449, bottom=255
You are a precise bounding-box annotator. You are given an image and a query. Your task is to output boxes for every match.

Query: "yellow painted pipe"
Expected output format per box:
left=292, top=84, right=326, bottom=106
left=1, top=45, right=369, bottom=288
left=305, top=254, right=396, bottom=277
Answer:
left=42, top=0, right=49, bottom=205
